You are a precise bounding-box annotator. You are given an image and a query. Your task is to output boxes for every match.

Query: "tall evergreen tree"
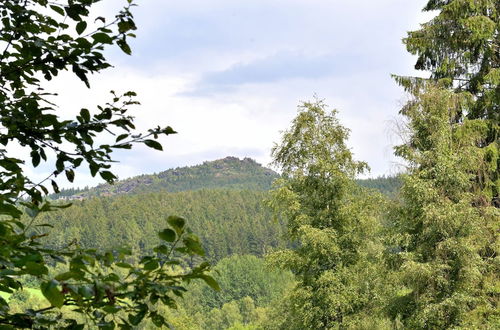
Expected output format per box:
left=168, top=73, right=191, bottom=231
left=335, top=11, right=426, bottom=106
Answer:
left=389, top=84, right=499, bottom=328
left=398, top=0, right=499, bottom=205
left=390, top=0, right=499, bottom=327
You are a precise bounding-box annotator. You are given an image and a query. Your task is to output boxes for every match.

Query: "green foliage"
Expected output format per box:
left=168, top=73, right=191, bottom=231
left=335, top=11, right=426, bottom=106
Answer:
left=185, top=255, right=294, bottom=311
left=158, top=255, right=292, bottom=330
left=405, top=0, right=499, bottom=121
left=389, top=84, right=499, bottom=328
left=1, top=211, right=214, bottom=328
left=390, top=1, right=499, bottom=326
left=401, top=0, right=499, bottom=205
left=356, top=175, right=402, bottom=198
left=0, top=1, right=213, bottom=328
left=37, top=189, right=285, bottom=262
left=265, top=100, right=390, bottom=329
left=52, top=157, right=399, bottom=199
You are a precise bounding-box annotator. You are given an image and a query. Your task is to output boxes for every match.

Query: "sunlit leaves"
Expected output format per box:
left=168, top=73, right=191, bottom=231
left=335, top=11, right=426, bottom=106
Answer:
left=267, top=100, right=384, bottom=328
left=41, top=280, right=64, bottom=308
left=167, top=216, right=186, bottom=235
left=200, top=274, right=221, bottom=291
left=0, top=0, right=212, bottom=328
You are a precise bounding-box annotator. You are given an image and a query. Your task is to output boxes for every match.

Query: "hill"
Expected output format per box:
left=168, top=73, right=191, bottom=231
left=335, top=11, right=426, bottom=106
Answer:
left=54, top=157, right=279, bottom=199
left=42, top=157, right=401, bottom=263
left=53, top=157, right=401, bottom=199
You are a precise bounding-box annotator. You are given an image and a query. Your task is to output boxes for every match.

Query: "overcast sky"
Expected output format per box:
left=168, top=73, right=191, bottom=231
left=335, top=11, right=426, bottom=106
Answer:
left=26, top=0, right=433, bottom=188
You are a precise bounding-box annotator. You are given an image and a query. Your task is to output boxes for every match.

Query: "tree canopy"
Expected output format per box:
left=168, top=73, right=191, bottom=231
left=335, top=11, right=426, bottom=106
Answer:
left=389, top=0, right=499, bottom=327
left=0, top=1, right=215, bottom=328
left=266, top=100, right=388, bottom=329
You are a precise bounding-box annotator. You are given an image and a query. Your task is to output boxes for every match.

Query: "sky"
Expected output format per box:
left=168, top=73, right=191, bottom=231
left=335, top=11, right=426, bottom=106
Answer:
left=24, top=0, right=433, bottom=188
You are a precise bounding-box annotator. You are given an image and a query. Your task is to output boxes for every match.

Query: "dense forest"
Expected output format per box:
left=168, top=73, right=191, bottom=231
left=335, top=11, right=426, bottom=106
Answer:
left=11, top=157, right=402, bottom=328
left=0, top=0, right=498, bottom=329
left=42, top=188, right=285, bottom=262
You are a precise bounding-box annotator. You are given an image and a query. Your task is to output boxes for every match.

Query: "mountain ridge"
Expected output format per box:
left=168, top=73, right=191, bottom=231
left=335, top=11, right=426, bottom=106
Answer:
left=53, top=156, right=401, bottom=200
left=55, top=156, right=279, bottom=199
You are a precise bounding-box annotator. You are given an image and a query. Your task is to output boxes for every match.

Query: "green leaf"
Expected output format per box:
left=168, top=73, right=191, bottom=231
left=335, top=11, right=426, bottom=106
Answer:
left=0, top=158, right=22, bottom=172
left=56, top=156, right=65, bottom=172
left=115, top=262, right=132, bottom=269
left=100, top=171, right=117, bottom=182
left=92, top=32, right=113, bottom=44
left=102, top=305, right=121, bottom=314
left=158, top=229, right=176, bottom=242
left=143, top=260, right=159, bottom=271
left=65, top=169, right=75, bottom=183
left=41, top=280, right=64, bottom=308
left=116, top=134, right=128, bottom=142
left=117, top=20, right=135, bottom=33
left=89, top=162, right=99, bottom=177
left=183, top=236, right=205, bottom=256
left=151, top=312, right=164, bottom=327
left=50, top=5, right=65, bottom=16
left=76, top=21, right=87, bottom=35
left=117, top=39, right=131, bottom=55
left=167, top=216, right=185, bottom=235
left=200, top=275, right=221, bottom=291
left=72, top=64, right=90, bottom=88
left=80, top=108, right=90, bottom=122
left=163, top=126, right=177, bottom=135
left=0, top=202, right=22, bottom=218
left=31, top=150, right=41, bottom=167
left=128, top=308, right=147, bottom=326
left=153, top=245, right=170, bottom=255
left=55, top=272, right=77, bottom=281
left=144, top=139, right=163, bottom=151
left=51, top=180, right=60, bottom=194
left=113, top=143, right=132, bottom=149
left=51, top=203, right=73, bottom=209
left=78, top=286, right=93, bottom=299
left=25, top=262, right=49, bottom=276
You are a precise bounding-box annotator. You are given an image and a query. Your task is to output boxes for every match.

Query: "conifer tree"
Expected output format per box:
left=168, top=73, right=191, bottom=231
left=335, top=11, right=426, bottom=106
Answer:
left=399, top=0, right=499, bottom=205
left=389, top=0, right=499, bottom=327
left=389, top=84, right=499, bottom=328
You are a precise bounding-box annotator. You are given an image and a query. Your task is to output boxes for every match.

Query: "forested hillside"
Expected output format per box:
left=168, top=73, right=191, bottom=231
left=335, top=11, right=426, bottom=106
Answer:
left=35, top=156, right=403, bottom=328
left=39, top=189, right=285, bottom=262
left=43, top=157, right=400, bottom=263
left=356, top=175, right=402, bottom=198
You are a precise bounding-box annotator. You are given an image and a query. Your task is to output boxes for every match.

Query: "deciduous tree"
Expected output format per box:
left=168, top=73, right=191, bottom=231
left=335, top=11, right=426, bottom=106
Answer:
left=0, top=1, right=216, bottom=328
left=266, top=100, right=387, bottom=329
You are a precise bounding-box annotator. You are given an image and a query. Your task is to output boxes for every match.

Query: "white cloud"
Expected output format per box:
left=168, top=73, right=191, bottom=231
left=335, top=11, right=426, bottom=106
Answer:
left=15, top=0, right=434, bottom=189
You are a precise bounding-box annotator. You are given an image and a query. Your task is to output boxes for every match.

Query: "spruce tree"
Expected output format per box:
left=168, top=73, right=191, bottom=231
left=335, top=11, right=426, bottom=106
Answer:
left=389, top=0, right=499, bottom=327
left=399, top=0, right=499, bottom=205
